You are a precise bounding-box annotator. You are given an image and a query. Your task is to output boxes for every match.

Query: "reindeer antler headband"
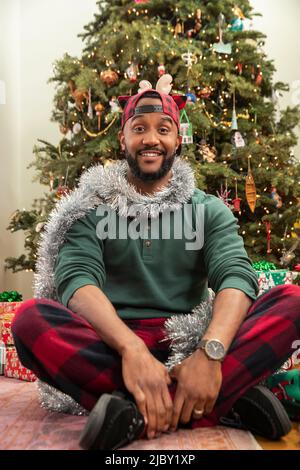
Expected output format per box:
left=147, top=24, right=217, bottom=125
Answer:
left=118, top=74, right=187, bottom=129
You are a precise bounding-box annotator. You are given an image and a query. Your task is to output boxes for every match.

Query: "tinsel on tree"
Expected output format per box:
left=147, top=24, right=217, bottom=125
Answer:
left=6, top=0, right=300, bottom=273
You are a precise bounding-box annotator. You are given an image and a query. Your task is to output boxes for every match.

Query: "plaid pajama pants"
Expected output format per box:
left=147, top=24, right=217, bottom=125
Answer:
left=11, top=284, right=300, bottom=427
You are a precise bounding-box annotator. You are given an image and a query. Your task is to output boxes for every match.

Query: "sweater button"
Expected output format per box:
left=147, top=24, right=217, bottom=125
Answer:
left=145, top=240, right=151, bottom=247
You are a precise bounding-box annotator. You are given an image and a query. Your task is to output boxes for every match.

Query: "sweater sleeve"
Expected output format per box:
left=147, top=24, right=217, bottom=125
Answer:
left=202, top=195, right=258, bottom=300
left=54, top=210, right=106, bottom=307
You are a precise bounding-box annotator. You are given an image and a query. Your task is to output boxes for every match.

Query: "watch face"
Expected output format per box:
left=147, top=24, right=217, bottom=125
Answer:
left=205, top=340, right=225, bottom=360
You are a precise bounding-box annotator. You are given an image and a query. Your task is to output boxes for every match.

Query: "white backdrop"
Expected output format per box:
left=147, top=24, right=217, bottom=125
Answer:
left=0, top=0, right=300, bottom=299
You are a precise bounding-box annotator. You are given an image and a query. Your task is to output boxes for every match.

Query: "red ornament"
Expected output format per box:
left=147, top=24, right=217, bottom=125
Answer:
left=256, top=72, right=263, bottom=86
left=294, top=264, right=300, bottom=272
left=232, top=198, right=242, bottom=212
left=237, top=63, right=243, bottom=75
left=157, top=64, right=166, bottom=77
left=56, top=186, right=70, bottom=199
left=264, top=220, right=272, bottom=254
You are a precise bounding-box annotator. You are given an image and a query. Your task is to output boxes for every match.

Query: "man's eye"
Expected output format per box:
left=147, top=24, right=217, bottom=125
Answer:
left=133, top=126, right=144, bottom=132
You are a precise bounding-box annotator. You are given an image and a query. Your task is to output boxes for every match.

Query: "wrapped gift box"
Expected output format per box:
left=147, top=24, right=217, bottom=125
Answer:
left=0, top=301, right=22, bottom=316
left=255, top=269, right=293, bottom=296
left=4, top=346, right=36, bottom=382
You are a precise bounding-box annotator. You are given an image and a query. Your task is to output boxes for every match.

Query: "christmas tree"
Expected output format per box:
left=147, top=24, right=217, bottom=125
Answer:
left=6, top=0, right=300, bottom=273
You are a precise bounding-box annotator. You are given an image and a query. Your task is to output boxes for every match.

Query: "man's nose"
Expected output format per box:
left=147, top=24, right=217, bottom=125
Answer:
left=142, top=130, right=160, bottom=147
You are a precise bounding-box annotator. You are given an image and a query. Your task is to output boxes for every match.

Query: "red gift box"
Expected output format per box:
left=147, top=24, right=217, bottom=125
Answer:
left=4, top=346, right=36, bottom=382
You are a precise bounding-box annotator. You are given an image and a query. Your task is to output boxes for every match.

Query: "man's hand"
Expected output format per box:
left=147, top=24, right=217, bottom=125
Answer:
left=169, top=349, right=222, bottom=431
left=121, top=344, right=173, bottom=439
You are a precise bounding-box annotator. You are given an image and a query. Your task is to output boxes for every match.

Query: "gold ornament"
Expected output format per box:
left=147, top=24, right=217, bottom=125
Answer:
left=67, top=80, right=89, bottom=112
left=95, top=102, right=104, bottom=131
left=100, top=69, right=119, bottom=87
left=245, top=157, right=257, bottom=213
left=82, top=115, right=118, bottom=138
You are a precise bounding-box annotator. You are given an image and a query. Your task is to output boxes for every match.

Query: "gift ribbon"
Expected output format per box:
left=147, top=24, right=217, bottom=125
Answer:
left=0, top=291, right=23, bottom=302
left=252, top=261, right=277, bottom=271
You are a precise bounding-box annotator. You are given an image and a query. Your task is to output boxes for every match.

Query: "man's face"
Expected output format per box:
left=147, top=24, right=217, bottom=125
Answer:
left=119, top=97, right=181, bottom=182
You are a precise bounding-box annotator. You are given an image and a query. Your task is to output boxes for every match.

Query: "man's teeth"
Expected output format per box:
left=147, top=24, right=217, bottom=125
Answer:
left=141, top=152, right=161, bottom=157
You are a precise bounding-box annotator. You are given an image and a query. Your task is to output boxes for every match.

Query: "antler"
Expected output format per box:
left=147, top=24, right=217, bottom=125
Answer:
left=138, top=80, right=152, bottom=94
left=156, top=74, right=173, bottom=94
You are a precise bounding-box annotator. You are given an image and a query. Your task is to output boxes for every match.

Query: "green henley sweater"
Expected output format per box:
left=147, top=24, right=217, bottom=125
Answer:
left=54, top=188, right=258, bottom=319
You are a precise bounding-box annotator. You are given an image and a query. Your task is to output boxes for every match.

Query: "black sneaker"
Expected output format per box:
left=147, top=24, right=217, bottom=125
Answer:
left=219, top=385, right=292, bottom=440
left=79, top=392, right=145, bottom=450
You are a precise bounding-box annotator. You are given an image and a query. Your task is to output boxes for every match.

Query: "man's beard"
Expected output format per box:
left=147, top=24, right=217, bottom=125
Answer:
left=125, top=148, right=176, bottom=182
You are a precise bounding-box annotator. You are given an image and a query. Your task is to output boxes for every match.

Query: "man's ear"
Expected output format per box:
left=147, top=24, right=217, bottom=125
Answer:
left=118, top=130, right=125, bottom=151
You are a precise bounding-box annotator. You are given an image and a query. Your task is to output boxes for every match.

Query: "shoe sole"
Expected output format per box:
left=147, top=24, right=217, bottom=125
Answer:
left=79, top=393, right=113, bottom=450
left=239, top=385, right=292, bottom=439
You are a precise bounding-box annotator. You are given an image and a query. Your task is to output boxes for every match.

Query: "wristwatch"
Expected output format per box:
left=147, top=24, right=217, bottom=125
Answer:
left=197, top=338, right=226, bottom=362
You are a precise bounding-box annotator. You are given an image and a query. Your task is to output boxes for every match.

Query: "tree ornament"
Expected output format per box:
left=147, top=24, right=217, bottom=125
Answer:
left=271, top=186, right=283, bottom=209
left=186, top=92, right=197, bottom=105
left=126, top=63, right=139, bottom=83
left=213, top=13, right=232, bottom=54
left=56, top=186, right=70, bottom=199
left=95, top=102, right=104, bottom=131
left=232, top=179, right=242, bottom=212
left=198, top=139, right=216, bottom=163
left=217, top=180, right=232, bottom=208
left=72, top=123, right=82, bottom=135
left=56, top=168, right=70, bottom=199
left=251, top=65, right=256, bottom=80
left=230, top=17, right=244, bottom=32
left=237, top=63, right=243, bottom=75
left=245, top=156, right=257, bottom=213
left=100, top=69, right=119, bottom=87
left=180, top=110, right=193, bottom=144
left=232, top=131, right=246, bottom=148
left=174, top=20, right=184, bottom=37
left=109, top=96, right=121, bottom=113
left=87, top=87, right=93, bottom=120
left=181, top=51, right=198, bottom=69
left=264, top=220, right=272, bottom=254
left=59, top=124, right=69, bottom=135
left=197, top=86, right=212, bottom=99
left=231, top=91, right=238, bottom=131
left=230, top=7, right=245, bottom=32
left=256, top=71, right=263, bottom=86
left=67, top=80, right=89, bottom=112
left=194, top=9, right=202, bottom=34
left=157, top=64, right=166, bottom=77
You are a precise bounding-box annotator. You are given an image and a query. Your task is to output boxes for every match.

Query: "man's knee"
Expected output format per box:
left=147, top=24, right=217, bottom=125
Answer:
left=11, top=298, right=49, bottom=339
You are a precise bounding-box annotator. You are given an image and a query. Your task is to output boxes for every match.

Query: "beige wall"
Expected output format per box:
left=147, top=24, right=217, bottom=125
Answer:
left=1, top=0, right=300, bottom=299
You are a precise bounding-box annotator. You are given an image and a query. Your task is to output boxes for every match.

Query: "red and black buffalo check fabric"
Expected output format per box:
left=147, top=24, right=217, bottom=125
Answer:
left=11, top=285, right=300, bottom=427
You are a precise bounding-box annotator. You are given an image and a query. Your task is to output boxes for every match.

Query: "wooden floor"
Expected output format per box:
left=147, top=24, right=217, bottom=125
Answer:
left=256, top=423, right=300, bottom=450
